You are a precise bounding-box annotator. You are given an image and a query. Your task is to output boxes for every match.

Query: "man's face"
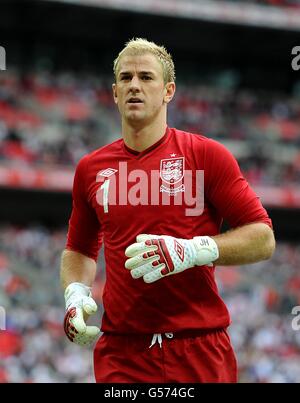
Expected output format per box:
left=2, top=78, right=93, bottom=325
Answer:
left=112, top=53, right=175, bottom=126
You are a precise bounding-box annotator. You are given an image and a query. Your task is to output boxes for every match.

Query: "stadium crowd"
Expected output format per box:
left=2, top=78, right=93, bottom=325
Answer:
left=0, top=69, right=299, bottom=187
left=215, top=0, right=300, bottom=8
left=0, top=225, right=300, bottom=383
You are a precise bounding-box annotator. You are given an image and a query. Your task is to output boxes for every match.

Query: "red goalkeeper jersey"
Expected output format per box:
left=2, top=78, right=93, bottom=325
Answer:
left=66, top=127, right=272, bottom=334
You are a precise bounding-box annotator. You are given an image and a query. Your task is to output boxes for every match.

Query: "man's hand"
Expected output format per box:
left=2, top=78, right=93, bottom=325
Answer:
left=64, top=282, right=100, bottom=346
left=125, top=234, right=219, bottom=283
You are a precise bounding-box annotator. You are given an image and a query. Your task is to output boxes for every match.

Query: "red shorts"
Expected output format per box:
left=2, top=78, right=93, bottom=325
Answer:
left=93, top=328, right=237, bottom=383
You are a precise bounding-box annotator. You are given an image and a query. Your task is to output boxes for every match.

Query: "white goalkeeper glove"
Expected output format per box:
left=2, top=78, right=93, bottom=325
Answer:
left=125, top=234, right=219, bottom=284
left=63, top=282, right=100, bottom=346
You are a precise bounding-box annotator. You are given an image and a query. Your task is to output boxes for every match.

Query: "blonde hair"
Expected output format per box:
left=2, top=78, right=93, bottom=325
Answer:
left=113, top=38, right=175, bottom=84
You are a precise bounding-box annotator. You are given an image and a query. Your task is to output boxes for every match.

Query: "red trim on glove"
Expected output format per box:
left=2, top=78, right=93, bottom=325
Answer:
left=64, top=307, right=78, bottom=342
left=146, top=238, right=175, bottom=276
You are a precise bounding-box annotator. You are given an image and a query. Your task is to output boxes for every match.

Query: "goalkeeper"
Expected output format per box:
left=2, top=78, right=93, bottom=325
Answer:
left=60, top=38, right=275, bottom=383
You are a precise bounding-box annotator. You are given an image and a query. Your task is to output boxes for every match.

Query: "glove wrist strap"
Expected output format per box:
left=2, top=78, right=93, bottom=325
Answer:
left=192, top=236, right=219, bottom=266
left=64, top=282, right=92, bottom=309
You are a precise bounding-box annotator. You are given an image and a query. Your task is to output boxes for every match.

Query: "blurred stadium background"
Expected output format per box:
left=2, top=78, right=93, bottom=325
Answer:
left=0, top=0, right=300, bottom=383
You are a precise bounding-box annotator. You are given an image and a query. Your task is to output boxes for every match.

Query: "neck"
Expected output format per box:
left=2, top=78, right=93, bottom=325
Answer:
left=122, top=117, right=167, bottom=152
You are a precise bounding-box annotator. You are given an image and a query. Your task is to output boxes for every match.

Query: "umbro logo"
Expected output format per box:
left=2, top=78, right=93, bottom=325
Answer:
left=174, top=240, right=184, bottom=262
left=97, top=168, right=118, bottom=178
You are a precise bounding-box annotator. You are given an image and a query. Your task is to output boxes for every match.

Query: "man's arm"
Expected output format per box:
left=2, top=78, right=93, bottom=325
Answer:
left=212, top=222, right=276, bottom=266
left=60, top=249, right=97, bottom=290
left=61, top=249, right=100, bottom=346
left=203, top=139, right=275, bottom=266
left=61, top=155, right=102, bottom=345
left=124, top=223, right=275, bottom=284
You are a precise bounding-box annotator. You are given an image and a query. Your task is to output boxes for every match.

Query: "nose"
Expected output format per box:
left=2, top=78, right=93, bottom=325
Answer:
left=129, top=75, right=141, bottom=92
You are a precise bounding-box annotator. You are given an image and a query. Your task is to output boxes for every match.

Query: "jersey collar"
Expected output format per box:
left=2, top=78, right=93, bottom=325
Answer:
left=122, top=126, right=171, bottom=158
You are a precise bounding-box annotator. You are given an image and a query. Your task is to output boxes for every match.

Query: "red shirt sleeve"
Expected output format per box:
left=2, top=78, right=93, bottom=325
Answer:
left=204, top=138, right=272, bottom=229
left=66, top=154, right=102, bottom=261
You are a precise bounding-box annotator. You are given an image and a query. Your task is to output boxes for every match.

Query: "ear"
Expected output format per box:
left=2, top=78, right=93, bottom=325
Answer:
left=163, top=82, right=176, bottom=104
left=112, top=83, right=118, bottom=104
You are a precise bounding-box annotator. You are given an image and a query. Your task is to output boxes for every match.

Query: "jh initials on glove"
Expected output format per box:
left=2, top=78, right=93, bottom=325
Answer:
left=125, top=234, right=219, bottom=283
left=64, top=282, right=100, bottom=346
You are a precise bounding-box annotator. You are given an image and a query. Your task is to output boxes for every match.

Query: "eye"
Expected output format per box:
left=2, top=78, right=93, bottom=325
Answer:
left=142, top=76, right=152, bottom=80
left=120, top=75, right=131, bottom=81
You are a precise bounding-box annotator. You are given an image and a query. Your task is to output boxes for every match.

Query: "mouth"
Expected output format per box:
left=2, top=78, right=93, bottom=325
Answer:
left=127, top=97, right=143, bottom=104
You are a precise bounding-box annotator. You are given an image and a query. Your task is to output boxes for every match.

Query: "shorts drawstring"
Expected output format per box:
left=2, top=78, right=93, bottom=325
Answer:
left=149, top=332, right=174, bottom=348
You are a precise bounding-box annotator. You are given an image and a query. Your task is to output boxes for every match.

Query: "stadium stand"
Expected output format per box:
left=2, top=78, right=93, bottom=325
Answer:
left=214, top=0, right=300, bottom=7
left=0, top=70, right=299, bottom=187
